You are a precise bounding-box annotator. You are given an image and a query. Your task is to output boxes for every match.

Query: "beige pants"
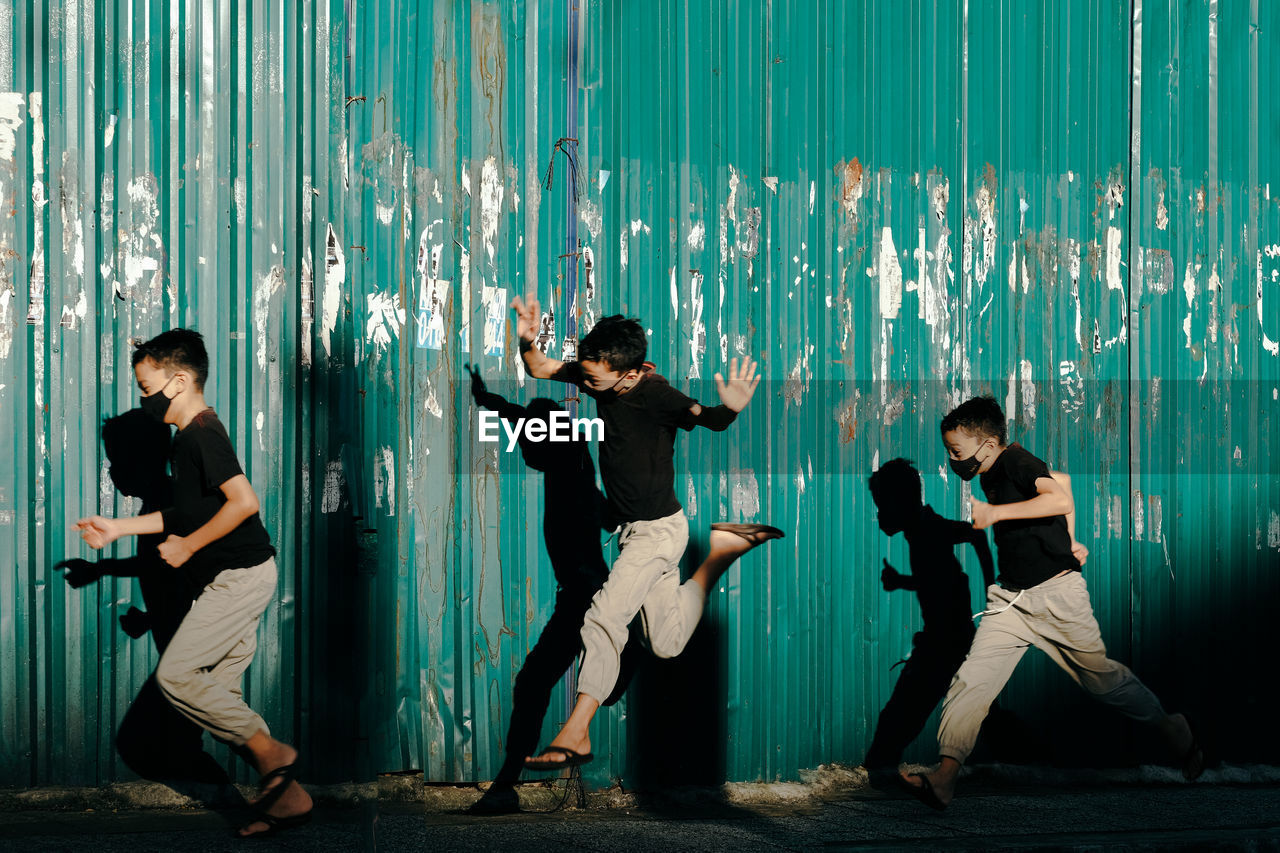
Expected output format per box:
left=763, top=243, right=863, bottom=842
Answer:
left=938, top=570, right=1166, bottom=764
left=156, top=558, right=278, bottom=746
left=577, top=509, right=705, bottom=702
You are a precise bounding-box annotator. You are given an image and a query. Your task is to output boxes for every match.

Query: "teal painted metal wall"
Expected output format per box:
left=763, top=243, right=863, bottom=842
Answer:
left=1, top=0, right=1276, bottom=789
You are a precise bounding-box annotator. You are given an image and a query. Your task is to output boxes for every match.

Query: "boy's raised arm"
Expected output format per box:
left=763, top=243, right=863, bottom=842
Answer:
left=686, top=356, right=761, bottom=430
left=1050, top=469, right=1088, bottom=565
left=970, top=476, right=1072, bottom=530
left=74, top=512, right=165, bottom=549
left=512, top=294, right=578, bottom=382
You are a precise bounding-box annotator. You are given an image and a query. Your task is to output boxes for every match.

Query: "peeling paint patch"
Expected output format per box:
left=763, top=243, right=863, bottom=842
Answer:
left=320, top=461, right=345, bottom=513
left=322, top=223, right=345, bottom=356
left=1143, top=247, right=1174, bottom=295
left=366, top=291, right=406, bottom=353
left=871, top=226, right=902, bottom=318
left=234, top=176, right=246, bottom=224
left=687, top=220, right=705, bottom=252
left=301, top=249, right=314, bottom=367
left=374, top=446, right=396, bottom=516
left=1268, top=511, right=1280, bottom=550
left=480, top=156, right=505, bottom=261
left=782, top=346, right=813, bottom=409
left=1107, top=495, right=1123, bottom=539
left=254, top=265, right=285, bottom=370
left=59, top=289, right=87, bottom=330
left=482, top=284, right=507, bottom=357
left=120, top=174, right=164, bottom=310
left=836, top=158, right=864, bottom=223
left=255, top=411, right=266, bottom=451
left=1258, top=249, right=1279, bottom=356
left=1148, top=495, right=1162, bottom=543
left=0, top=91, right=23, bottom=160
left=1103, top=226, right=1124, bottom=291
left=579, top=198, right=602, bottom=239
left=425, top=381, right=443, bottom=419
left=721, top=468, right=760, bottom=519
left=687, top=272, right=705, bottom=378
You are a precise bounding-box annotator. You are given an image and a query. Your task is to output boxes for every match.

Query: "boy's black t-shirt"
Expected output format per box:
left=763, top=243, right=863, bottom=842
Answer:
left=162, top=409, right=276, bottom=591
left=978, top=443, right=1080, bottom=590
left=569, top=366, right=698, bottom=526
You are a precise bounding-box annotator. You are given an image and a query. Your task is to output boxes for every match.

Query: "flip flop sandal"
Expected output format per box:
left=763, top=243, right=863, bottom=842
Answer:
left=237, top=809, right=313, bottom=839
left=523, top=746, right=594, bottom=772
left=250, top=762, right=300, bottom=814
left=900, top=772, right=948, bottom=811
left=1181, top=714, right=1206, bottom=781
left=710, top=522, right=786, bottom=542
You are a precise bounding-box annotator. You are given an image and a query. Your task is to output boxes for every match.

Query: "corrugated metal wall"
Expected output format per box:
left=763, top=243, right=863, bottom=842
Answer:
left=1, top=0, right=1276, bottom=789
left=0, top=0, right=372, bottom=785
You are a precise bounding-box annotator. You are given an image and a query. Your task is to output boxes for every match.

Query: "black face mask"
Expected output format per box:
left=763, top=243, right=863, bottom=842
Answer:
left=948, top=441, right=990, bottom=481
left=588, top=373, right=633, bottom=402
left=140, top=375, right=177, bottom=422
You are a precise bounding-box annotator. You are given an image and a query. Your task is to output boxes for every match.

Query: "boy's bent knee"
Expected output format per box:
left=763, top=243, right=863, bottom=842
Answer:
left=155, top=661, right=196, bottom=703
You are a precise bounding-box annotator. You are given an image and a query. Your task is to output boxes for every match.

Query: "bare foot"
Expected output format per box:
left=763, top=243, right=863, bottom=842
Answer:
left=238, top=742, right=313, bottom=838
left=707, top=525, right=784, bottom=560
left=899, top=763, right=959, bottom=808
left=526, top=732, right=591, bottom=766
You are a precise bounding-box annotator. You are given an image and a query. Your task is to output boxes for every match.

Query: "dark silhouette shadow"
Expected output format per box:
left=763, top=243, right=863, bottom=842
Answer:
left=862, top=458, right=1042, bottom=778
left=625, top=535, right=724, bottom=790
left=57, top=408, right=240, bottom=809
left=466, top=367, right=642, bottom=813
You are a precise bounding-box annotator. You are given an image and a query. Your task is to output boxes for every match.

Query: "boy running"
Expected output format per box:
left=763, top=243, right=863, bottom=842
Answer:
left=74, top=329, right=311, bottom=837
left=902, top=396, right=1202, bottom=810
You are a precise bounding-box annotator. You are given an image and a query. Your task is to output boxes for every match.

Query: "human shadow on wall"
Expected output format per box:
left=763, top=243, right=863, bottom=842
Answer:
left=56, top=408, right=241, bottom=814
left=865, top=458, right=1047, bottom=775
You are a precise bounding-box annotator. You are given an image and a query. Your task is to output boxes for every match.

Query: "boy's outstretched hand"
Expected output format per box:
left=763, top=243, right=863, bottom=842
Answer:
left=75, top=516, right=120, bottom=549
left=714, top=356, right=762, bottom=412
left=511, top=294, right=540, bottom=343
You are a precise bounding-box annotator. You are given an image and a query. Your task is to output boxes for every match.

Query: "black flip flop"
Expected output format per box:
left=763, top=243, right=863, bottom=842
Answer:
left=900, top=772, right=947, bottom=811
left=710, top=522, right=786, bottom=542
left=237, top=809, right=313, bottom=839
left=524, top=746, right=594, bottom=772
left=1181, top=714, right=1206, bottom=781
left=250, top=762, right=299, bottom=815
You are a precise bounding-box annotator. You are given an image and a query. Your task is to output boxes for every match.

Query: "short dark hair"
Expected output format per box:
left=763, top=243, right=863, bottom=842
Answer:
left=577, top=315, right=646, bottom=373
left=940, top=396, right=1007, bottom=445
left=132, top=328, right=209, bottom=390
left=868, top=458, right=922, bottom=507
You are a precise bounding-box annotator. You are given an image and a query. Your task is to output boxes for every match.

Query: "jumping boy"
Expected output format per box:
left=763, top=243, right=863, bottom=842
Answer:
left=862, top=458, right=993, bottom=783
left=510, top=295, right=783, bottom=771
left=902, top=396, right=1202, bottom=810
left=74, top=329, right=312, bottom=837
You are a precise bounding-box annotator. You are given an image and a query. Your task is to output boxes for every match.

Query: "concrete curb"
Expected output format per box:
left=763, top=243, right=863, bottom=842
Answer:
left=2, top=762, right=1276, bottom=813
